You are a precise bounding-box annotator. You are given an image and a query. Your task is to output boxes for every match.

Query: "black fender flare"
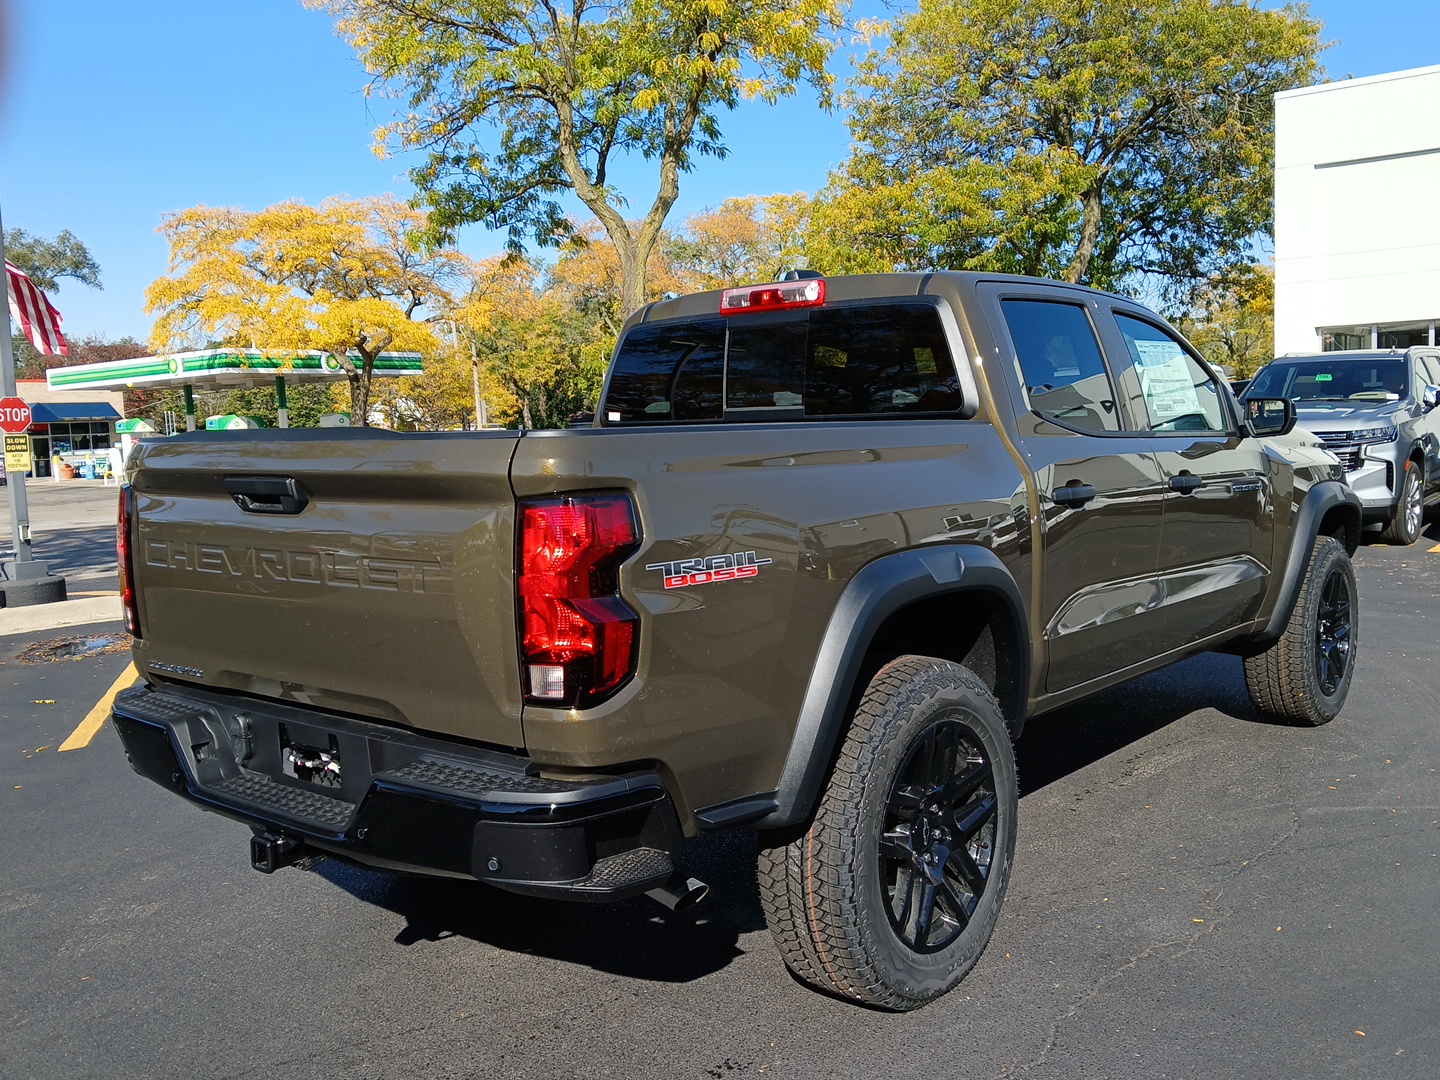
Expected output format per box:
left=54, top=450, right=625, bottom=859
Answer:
left=754, top=544, right=1028, bottom=831
left=1249, top=479, right=1362, bottom=646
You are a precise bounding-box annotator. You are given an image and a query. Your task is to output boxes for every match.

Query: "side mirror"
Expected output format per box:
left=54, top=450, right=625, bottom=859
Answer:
left=1245, top=396, right=1296, bottom=438
left=1424, top=385, right=1440, bottom=411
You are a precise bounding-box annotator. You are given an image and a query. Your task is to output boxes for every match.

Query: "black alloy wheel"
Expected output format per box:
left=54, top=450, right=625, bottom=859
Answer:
left=758, top=656, right=1018, bottom=1010
left=1315, top=564, right=1353, bottom=696
left=880, top=719, right=998, bottom=953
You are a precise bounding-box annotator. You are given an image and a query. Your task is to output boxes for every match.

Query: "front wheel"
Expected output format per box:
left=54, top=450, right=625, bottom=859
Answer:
left=758, top=656, right=1018, bottom=1010
left=1244, top=536, right=1358, bottom=725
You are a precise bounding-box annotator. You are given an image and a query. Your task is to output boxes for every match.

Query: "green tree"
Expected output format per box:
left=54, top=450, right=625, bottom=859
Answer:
left=310, top=0, right=846, bottom=319
left=820, top=0, right=1322, bottom=295
left=3, top=228, right=101, bottom=291
left=5, top=227, right=103, bottom=368
left=212, top=383, right=340, bottom=428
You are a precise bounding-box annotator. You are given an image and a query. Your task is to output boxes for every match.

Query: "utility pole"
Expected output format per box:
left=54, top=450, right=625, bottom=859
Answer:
left=470, top=332, right=488, bottom=429
left=0, top=201, right=67, bottom=605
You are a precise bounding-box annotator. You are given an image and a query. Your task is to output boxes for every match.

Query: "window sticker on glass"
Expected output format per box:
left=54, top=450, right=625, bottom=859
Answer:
left=1132, top=338, right=1199, bottom=421
left=1315, top=373, right=1333, bottom=382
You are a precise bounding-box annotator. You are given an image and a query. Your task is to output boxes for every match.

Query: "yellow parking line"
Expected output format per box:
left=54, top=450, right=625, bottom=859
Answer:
left=58, top=662, right=138, bottom=752
left=1430, top=542, right=1440, bottom=553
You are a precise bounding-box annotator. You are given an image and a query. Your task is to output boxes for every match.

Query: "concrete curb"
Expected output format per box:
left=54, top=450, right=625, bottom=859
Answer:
left=0, top=594, right=122, bottom=637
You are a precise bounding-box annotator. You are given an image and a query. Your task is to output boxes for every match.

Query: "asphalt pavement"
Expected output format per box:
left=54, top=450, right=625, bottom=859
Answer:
left=1, top=503, right=1437, bottom=1079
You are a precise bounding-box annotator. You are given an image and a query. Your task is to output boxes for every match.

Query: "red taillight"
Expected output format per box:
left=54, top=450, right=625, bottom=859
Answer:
left=517, top=494, right=640, bottom=707
left=719, top=277, right=825, bottom=315
left=117, top=484, right=141, bottom=638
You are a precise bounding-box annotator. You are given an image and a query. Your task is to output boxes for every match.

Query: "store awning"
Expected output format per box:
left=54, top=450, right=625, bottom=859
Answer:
left=30, top=402, right=123, bottom=422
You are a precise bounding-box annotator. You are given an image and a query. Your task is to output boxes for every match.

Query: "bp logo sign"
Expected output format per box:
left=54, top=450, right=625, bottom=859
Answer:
left=167, top=358, right=180, bottom=374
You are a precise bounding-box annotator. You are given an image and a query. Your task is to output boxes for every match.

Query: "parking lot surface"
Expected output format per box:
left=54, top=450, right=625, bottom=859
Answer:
left=2, top=515, right=1437, bottom=1079
left=1, top=480, right=120, bottom=590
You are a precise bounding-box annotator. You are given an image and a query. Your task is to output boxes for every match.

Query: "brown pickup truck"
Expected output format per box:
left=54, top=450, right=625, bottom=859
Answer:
left=112, top=271, right=1362, bottom=1009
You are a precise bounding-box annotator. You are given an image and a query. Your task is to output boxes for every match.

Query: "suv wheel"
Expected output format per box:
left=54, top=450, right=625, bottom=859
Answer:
left=1243, top=536, right=1358, bottom=725
left=1381, top=460, right=1424, bottom=545
left=758, top=656, right=1017, bottom=1010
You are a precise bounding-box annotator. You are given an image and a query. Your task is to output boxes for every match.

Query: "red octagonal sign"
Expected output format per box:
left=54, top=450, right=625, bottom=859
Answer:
left=0, top=396, right=33, bottom=434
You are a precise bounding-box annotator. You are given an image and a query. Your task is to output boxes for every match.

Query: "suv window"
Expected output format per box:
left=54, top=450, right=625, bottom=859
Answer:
left=1246, top=358, right=1407, bottom=403
left=1001, top=299, right=1119, bottom=432
left=1114, top=314, right=1227, bottom=432
left=604, top=302, right=963, bottom=422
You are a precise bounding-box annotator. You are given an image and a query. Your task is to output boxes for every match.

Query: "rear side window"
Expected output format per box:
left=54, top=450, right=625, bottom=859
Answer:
left=603, top=302, right=962, bottom=422
left=600, top=318, right=726, bottom=421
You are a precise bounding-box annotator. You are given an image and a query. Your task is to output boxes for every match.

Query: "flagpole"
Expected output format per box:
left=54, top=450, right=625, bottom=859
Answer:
left=0, top=200, right=65, bottom=606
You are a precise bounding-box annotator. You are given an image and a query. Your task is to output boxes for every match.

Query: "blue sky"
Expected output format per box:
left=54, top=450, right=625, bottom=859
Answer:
left=2, top=0, right=1438, bottom=342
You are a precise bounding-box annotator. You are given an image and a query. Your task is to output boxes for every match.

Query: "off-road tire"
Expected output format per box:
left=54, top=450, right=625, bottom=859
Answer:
left=1381, top=459, right=1424, bottom=545
left=758, top=656, right=1018, bottom=1010
left=1244, top=536, right=1358, bottom=725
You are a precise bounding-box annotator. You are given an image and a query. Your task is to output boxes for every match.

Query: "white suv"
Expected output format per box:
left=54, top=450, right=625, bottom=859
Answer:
left=1244, top=348, right=1440, bottom=544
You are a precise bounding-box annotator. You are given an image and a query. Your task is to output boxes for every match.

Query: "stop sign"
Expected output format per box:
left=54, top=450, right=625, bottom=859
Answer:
left=0, top=397, right=33, bottom=434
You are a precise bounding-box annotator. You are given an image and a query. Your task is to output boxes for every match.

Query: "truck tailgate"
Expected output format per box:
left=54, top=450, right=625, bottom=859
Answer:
left=127, top=429, right=525, bottom=747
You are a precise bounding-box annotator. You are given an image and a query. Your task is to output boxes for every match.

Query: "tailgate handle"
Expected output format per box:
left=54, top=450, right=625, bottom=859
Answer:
left=225, top=476, right=309, bottom=515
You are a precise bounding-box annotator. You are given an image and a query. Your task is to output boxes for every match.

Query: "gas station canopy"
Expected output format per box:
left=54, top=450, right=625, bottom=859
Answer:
left=44, top=348, right=423, bottom=429
left=46, top=348, right=422, bottom=391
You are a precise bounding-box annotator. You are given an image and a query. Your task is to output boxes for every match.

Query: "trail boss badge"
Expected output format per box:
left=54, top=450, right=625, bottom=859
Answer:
left=646, top=551, right=772, bottom=590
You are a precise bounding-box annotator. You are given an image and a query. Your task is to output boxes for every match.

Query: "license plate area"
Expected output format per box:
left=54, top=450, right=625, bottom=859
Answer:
left=280, top=724, right=342, bottom=789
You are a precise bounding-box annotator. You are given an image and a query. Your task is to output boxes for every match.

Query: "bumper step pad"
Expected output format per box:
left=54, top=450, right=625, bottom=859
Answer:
left=212, top=773, right=356, bottom=829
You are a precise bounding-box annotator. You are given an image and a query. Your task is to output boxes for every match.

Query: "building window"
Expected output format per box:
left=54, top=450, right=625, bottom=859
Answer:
left=1321, top=328, right=1368, bottom=351
left=1321, top=323, right=1437, bottom=351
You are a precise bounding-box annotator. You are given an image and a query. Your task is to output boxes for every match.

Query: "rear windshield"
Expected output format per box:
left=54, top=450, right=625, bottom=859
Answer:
left=602, top=301, right=963, bottom=423
left=1245, top=358, right=1408, bottom=403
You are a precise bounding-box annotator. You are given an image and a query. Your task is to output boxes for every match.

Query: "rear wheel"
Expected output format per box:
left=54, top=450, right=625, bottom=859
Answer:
left=758, top=656, right=1018, bottom=1010
left=1244, top=536, right=1358, bottom=725
left=1381, top=459, right=1423, bottom=545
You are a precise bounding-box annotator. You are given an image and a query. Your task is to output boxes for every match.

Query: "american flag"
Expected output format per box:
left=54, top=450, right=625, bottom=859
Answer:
left=5, top=259, right=68, bottom=356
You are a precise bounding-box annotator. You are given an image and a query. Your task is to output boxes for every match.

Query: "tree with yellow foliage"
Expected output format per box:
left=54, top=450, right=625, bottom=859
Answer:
left=146, top=196, right=467, bottom=425
left=310, top=0, right=846, bottom=320
left=671, top=193, right=813, bottom=290
left=452, top=254, right=609, bottom=429
left=1175, top=264, right=1276, bottom=379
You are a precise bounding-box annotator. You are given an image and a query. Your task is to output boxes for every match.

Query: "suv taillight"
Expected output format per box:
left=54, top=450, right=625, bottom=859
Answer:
left=117, top=484, right=141, bottom=638
left=517, top=494, right=640, bottom=707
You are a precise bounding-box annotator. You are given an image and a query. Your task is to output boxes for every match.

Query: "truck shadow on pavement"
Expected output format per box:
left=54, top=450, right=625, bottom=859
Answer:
left=317, top=650, right=1257, bottom=982
left=1015, top=650, right=1258, bottom=795
left=317, top=829, right=767, bottom=984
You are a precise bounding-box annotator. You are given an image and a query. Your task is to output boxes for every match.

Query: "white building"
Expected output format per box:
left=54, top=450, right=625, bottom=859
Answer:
left=1273, top=65, right=1440, bottom=355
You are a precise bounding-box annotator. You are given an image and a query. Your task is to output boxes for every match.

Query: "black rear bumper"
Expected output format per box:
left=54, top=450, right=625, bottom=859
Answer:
left=112, top=683, right=682, bottom=900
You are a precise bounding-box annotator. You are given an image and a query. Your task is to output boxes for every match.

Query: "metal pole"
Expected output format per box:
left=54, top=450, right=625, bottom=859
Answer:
left=183, top=383, right=196, bottom=431
left=0, top=200, right=63, bottom=599
left=1, top=205, right=37, bottom=566
left=275, top=376, right=289, bottom=429
left=470, top=334, right=487, bottom=428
